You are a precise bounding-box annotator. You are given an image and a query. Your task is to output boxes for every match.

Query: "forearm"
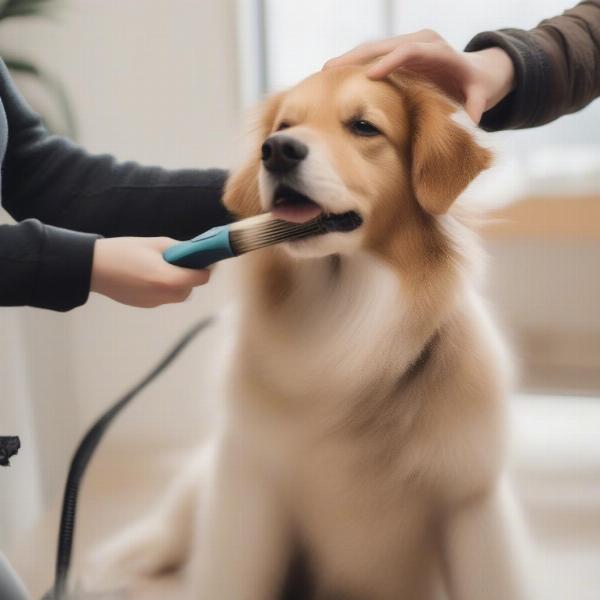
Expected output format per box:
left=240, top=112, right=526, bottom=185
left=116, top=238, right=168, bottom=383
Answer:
left=3, top=134, right=232, bottom=240
left=37, top=161, right=233, bottom=240
left=0, top=59, right=232, bottom=240
left=466, top=0, right=600, bottom=130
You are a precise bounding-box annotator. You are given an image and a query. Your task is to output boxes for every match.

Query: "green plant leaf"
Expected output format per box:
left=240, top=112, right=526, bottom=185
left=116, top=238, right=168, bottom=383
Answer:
left=4, top=56, right=78, bottom=138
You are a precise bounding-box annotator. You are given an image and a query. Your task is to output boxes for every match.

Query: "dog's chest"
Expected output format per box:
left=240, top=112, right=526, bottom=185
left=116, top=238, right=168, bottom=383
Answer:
left=242, top=254, right=414, bottom=403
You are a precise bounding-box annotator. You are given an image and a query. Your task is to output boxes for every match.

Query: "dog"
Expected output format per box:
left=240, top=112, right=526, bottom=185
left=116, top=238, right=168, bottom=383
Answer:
left=88, top=66, right=533, bottom=600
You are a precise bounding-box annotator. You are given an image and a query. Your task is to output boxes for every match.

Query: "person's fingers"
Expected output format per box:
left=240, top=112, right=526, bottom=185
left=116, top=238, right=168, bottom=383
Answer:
left=324, top=39, right=399, bottom=69
left=148, top=238, right=211, bottom=286
left=164, top=267, right=211, bottom=289
left=151, top=237, right=178, bottom=252
left=366, top=41, right=460, bottom=79
left=324, top=30, right=441, bottom=70
left=185, top=269, right=211, bottom=287
left=171, top=288, right=193, bottom=303
left=150, top=287, right=192, bottom=307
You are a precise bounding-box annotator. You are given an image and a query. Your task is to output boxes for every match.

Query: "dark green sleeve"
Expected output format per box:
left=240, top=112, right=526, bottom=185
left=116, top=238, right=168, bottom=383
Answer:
left=0, top=59, right=232, bottom=312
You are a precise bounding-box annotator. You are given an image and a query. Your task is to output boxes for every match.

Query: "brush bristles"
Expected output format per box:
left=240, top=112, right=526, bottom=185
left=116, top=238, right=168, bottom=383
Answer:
left=229, top=214, right=325, bottom=255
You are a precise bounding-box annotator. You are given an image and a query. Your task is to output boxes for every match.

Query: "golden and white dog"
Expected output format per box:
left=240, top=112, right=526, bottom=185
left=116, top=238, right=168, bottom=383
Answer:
left=90, top=67, right=532, bottom=600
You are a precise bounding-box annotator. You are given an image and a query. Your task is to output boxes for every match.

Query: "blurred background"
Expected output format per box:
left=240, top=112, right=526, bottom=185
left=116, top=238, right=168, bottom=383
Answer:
left=0, top=0, right=598, bottom=598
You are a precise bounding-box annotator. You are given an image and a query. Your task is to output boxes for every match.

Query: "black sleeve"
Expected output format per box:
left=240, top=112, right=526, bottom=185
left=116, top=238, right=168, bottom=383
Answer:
left=0, top=59, right=232, bottom=312
left=0, top=220, right=97, bottom=311
left=465, top=0, right=600, bottom=131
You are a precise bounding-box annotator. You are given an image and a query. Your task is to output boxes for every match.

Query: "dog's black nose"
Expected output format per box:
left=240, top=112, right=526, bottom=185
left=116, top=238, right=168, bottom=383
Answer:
left=261, top=135, right=308, bottom=173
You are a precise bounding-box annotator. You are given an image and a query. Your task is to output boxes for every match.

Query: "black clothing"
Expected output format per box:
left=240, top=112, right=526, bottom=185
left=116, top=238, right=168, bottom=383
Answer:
left=0, top=59, right=230, bottom=312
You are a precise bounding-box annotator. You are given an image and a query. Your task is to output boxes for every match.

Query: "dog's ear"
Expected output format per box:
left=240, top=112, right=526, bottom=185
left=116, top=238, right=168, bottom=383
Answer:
left=224, top=92, right=284, bottom=218
left=409, top=87, right=492, bottom=215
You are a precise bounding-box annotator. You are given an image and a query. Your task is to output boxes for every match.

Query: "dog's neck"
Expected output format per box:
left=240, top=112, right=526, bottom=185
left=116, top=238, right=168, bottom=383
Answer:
left=235, top=220, right=474, bottom=409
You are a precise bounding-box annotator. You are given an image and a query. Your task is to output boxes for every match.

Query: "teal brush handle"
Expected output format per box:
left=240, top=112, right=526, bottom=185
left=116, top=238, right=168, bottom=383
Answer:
left=163, top=225, right=235, bottom=269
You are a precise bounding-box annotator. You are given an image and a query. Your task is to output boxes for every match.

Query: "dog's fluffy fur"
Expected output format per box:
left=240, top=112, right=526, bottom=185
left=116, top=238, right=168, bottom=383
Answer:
left=89, top=67, right=533, bottom=599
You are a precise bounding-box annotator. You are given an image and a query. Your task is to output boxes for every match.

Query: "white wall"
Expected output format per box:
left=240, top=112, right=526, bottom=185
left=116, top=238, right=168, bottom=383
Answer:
left=0, top=311, right=43, bottom=548
left=0, top=0, right=243, bottom=548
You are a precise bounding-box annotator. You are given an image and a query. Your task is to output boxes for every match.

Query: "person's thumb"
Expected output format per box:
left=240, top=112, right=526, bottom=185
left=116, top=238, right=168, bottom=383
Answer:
left=151, top=237, right=179, bottom=253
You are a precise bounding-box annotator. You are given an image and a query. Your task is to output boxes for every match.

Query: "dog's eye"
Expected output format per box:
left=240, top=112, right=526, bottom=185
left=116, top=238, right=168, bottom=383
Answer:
left=276, top=121, right=291, bottom=132
left=349, top=119, right=381, bottom=137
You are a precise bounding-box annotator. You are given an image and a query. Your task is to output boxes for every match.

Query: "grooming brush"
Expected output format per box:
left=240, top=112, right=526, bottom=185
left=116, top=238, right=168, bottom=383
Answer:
left=163, top=211, right=362, bottom=269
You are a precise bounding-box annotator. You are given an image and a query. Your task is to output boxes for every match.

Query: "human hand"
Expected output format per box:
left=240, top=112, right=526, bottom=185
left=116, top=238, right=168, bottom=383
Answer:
left=323, top=30, right=515, bottom=123
left=90, top=237, right=210, bottom=308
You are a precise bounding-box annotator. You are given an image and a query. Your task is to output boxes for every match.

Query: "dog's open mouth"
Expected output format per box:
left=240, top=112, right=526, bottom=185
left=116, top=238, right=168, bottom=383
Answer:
left=271, top=185, right=362, bottom=235
left=271, top=184, right=323, bottom=223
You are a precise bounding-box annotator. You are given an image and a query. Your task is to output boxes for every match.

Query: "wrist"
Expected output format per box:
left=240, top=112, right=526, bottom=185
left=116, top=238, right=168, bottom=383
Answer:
left=90, top=238, right=108, bottom=295
left=473, top=47, right=515, bottom=112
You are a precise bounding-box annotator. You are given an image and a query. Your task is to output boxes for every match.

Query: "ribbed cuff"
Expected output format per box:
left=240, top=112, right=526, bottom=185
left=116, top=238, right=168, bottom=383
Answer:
left=31, top=223, right=100, bottom=312
left=465, top=29, right=551, bottom=131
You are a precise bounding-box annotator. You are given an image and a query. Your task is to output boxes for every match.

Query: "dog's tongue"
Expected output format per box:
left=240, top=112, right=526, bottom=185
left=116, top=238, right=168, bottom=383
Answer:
left=271, top=202, right=322, bottom=223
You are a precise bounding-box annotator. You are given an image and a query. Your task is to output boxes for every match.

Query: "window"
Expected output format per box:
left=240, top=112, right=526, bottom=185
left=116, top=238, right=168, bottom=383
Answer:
left=263, top=0, right=392, bottom=91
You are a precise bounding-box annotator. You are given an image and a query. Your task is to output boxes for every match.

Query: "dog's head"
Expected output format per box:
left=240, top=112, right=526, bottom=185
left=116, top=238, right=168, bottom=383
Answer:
left=225, top=66, right=491, bottom=261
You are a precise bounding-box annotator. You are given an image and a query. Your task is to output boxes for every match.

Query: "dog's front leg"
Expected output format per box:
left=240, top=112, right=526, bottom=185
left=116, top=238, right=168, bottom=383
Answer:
left=188, top=435, right=291, bottom=600
left=442, top=478, right=535, bottom=600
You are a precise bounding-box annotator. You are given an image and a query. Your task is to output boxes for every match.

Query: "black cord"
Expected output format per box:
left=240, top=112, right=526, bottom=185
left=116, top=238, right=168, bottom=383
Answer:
left=42, top=316, right=215, bottom=600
